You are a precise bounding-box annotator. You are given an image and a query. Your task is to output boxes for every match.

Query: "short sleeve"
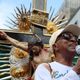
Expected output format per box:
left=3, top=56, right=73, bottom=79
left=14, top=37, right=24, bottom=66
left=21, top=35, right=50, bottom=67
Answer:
left=34, top=63, right=53, bottom=80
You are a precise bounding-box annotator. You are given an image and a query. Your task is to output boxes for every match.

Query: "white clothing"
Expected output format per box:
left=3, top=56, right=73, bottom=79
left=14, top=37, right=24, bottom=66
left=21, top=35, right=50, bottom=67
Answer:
left=34, top=61, right=80, bottom=80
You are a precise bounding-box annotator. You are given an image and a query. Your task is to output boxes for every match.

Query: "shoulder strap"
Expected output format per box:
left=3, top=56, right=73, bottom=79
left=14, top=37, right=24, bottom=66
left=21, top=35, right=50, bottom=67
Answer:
left=44, top=63, right=52, bottom=74
left=44, top=63, right=54, bottom=78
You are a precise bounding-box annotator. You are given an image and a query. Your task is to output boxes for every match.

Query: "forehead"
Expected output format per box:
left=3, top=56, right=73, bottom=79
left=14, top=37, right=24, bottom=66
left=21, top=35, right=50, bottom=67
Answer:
left=55, top=31, right=77, bottom=42
left=60, top=31, right=73, bottom=35
left=58, top=31, right=77, bottom=37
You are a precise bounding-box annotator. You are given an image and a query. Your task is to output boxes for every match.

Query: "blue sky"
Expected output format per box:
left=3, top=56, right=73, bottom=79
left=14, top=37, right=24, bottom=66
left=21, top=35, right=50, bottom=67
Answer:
left=0, top=0, right=64, bottom=29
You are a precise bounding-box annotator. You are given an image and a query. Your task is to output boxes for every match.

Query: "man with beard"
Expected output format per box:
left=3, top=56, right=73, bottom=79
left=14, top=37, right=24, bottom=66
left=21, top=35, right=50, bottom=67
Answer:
left=34, top=24, right=80, bottom=80
left=28, top=41, right=51, bottom=77
left=0, top=30, right=51, bottom=79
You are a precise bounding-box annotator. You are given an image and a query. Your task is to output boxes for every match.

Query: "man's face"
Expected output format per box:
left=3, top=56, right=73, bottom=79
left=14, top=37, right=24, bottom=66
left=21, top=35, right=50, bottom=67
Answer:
left=31, top=46, right=42, bottom=56
left=54, top=32, right=78, bottom=57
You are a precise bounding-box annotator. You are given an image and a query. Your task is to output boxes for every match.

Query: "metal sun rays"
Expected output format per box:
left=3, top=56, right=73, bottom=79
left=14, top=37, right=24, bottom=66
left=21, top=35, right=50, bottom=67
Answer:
left=5, top=4, right=68, bottom=34
left=5, top=4, right=31, bottom=32
left=46, top=6, right=68, bottom=34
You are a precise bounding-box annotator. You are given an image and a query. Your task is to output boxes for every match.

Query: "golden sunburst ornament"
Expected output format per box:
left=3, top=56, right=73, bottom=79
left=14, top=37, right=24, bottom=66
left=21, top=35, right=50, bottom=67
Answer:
left=46, top=21, right=58, bottom=34
left=12, top=47, right=29, bottom=59
left=5, top=4, right=31, bottom=32
left=46, top=10, right=68, bottom=34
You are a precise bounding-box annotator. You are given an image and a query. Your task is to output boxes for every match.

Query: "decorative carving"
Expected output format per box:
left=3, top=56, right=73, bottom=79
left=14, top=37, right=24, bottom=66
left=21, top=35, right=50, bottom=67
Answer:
left=31, top=9, right=48, bottom=27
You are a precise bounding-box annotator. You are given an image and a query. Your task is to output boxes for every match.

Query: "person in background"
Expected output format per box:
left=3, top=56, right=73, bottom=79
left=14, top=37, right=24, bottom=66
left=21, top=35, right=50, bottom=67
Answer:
left=34, top=24, right=80, bottom=80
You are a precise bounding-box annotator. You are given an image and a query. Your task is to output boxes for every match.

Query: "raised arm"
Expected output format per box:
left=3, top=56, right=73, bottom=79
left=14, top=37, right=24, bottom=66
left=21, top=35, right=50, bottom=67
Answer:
left=0, top=31, right=28, bottom=51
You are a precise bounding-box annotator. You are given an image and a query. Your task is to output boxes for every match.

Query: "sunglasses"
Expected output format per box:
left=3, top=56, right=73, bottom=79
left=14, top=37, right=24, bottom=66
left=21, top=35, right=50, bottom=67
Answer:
left=56, top=32, right=78, bottom=42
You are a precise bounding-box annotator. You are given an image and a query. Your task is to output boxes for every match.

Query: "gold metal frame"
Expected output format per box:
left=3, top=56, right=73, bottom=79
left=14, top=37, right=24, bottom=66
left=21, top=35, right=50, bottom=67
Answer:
left=31, top=9, right=48, bottom=28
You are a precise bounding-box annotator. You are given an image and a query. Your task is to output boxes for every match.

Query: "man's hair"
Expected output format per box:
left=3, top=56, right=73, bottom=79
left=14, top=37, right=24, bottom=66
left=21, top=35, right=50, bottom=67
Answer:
left=33, top=41, right=43, bottom=48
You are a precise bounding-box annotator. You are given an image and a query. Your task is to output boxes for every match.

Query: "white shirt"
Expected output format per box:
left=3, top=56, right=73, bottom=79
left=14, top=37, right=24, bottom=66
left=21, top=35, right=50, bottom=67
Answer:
left=34, top=61, right=80, bottom=80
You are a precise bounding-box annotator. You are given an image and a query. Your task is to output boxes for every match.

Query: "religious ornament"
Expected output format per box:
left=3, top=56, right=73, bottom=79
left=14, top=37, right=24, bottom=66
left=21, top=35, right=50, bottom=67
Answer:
left=46, top=11, right=68, bottom=34
left=2, top=2, right=68, bottom=80
left=9, top=46, right=30, bottom=80
left=5, top=4, right=31, bottom=32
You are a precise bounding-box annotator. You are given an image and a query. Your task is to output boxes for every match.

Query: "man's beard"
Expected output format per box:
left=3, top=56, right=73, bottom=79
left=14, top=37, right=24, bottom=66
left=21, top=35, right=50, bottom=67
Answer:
left=32, top=48, right=41, bottom=56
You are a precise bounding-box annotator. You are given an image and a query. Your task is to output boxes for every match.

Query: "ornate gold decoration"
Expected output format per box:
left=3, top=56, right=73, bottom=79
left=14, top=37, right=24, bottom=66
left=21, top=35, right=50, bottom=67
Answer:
left=5, top=4, right=31, bottom=32
left=46, top=21, right=58, bottom=34
left=10, top=64, right=30, bottom=78
left=46, top=11, right=68, bottom=34
left=12, top=47, right=29, bottom=59
left=31, top=9, right=48, bottom=27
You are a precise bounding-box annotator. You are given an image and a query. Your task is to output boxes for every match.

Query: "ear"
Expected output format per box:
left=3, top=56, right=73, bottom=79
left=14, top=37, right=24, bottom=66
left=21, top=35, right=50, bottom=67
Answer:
left=52, top=43, right=59, bottom=51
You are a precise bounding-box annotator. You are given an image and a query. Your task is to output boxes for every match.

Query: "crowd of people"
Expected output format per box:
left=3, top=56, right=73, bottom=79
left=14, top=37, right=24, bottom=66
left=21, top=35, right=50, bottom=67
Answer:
left=0, top=24, right=80, bottom=80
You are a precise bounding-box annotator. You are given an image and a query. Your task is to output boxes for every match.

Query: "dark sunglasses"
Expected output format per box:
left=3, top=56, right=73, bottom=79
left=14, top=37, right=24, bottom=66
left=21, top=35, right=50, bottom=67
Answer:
left=56, top=32, right=78, bottom=42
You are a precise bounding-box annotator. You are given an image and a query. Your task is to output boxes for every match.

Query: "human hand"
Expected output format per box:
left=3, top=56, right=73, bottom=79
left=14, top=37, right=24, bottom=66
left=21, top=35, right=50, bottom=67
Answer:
left=0, top=31, right=7, bottom=39
left=73, top=58, right=80, bottom=74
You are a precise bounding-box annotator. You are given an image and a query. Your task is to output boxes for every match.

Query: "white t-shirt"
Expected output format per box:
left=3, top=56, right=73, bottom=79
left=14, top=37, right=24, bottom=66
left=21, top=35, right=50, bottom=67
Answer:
left=34, top=61, right=80, bottom=80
